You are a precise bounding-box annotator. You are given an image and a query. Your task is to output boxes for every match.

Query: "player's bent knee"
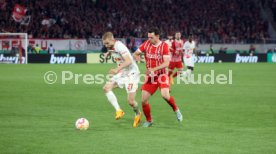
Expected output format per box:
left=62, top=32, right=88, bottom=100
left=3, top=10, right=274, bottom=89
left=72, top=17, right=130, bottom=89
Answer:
left=141, top=90, right=151, bottom=104
left=142, top=101, right=148, bottom=105
left=103, top=85, right=111, bottom=93
left=127, top=98, right=135, bottom=105
left=162, top=95, right=170, bottom=100
left=141, top=97, right=149, bottom=105
left=161, top=91, right=170, bottom=100
left=142, top=96, right=150, bottom=104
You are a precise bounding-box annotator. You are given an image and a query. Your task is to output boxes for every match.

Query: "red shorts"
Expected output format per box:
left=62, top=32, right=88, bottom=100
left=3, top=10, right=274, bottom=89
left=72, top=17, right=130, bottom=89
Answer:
left=169, top=61, right=183, bottom=70
left=141, top=74, right=170, bottom=95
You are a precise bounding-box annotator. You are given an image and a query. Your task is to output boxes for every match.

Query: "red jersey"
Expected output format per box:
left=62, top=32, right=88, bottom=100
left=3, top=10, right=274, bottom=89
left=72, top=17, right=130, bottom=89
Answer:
left=139, top=40, right=169, bottom=75
left=171, top=40, right=184, bottom=62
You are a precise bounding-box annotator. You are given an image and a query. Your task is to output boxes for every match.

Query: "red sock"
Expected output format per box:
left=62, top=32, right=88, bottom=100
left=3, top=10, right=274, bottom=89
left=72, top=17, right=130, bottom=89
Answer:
left=165, top=96, right=178, bottom=111
left=142, top=103, right=152, bottom=122
left=168, top=70, right=173, bottom=77
left=172, top=71, right=179, bottom=78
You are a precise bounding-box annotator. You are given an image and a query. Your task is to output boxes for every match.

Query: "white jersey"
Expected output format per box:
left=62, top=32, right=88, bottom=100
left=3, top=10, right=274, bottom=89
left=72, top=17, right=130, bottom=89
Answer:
left=183, top=41, right=196, bottom=58
left=110, top=41, right=140, bottom=93
left=111, top=41, right=140, bottom=75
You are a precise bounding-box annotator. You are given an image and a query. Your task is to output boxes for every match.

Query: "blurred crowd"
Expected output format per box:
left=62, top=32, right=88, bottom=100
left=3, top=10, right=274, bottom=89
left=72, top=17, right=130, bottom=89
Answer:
left=263, top=0, right=276, bottom=22
left=0, top=0, right=272, bottom=43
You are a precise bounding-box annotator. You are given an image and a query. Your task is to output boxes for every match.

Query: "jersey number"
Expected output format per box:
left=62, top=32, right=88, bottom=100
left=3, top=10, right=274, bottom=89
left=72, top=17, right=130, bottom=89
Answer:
left=127, top=83, right=133, bottom=91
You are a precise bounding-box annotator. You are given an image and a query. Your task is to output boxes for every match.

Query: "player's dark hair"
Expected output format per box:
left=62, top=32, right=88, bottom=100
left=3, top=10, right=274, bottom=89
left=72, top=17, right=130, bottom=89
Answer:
left=148, top=27, right=160, bottom=36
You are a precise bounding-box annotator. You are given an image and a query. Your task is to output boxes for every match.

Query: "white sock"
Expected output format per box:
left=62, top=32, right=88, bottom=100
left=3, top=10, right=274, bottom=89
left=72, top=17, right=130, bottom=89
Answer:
left=181, top=71, right=187, bottom=78
left=181, top=70, right=190, bottom=78
left=187, top=69, right=192, bottom=77
left=131, top=101, right=140, bottom=115
left=187, top=69, right=192, bottom=81
left=181, top=69, right=192, bottom=81
left=105, top=91, right=121, bottom=111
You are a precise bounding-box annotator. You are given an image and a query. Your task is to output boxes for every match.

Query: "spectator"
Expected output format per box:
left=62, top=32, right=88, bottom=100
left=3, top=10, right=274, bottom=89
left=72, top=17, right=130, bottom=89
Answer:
left=267, top=49, right=273, bottom=53
left=48, top=43, right=55, bottom=54
left=27, top=44, right=34, bottom=53
left=218, top=47, right=227, bottom=54
left=235, top=49, right=241, bottom=54
left=207, top=44, right=215, bottom=54
left=249, top=44, right=256, bottom=54
left=34, top=44, right=41, bottom=54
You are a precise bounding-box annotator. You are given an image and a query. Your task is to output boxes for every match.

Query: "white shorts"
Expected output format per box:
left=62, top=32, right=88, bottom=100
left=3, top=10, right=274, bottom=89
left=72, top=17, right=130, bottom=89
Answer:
left=110, top=72, right=140, bottom=93
left=184, top=57, right=194, bottom=67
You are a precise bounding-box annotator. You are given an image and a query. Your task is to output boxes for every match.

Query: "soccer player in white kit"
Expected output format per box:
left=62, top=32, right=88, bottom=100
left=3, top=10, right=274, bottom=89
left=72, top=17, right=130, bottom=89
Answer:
left=102, top=32, right=142, bottom=127
left=182, top=34, right=196, bottom=79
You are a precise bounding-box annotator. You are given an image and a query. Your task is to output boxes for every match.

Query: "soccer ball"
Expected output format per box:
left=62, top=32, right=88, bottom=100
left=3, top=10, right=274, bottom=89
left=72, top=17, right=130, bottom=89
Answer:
left=75, top=118, right=89, bottom=130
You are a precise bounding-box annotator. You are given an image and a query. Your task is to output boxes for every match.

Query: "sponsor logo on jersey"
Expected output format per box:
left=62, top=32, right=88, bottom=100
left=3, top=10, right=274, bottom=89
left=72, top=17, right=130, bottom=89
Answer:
left=146, top=54, right=162, bottom=59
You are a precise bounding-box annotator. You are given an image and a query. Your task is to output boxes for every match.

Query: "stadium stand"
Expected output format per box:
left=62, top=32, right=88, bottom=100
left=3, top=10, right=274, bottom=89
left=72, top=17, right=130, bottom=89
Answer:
left=0, top=0, right=272, bottom=43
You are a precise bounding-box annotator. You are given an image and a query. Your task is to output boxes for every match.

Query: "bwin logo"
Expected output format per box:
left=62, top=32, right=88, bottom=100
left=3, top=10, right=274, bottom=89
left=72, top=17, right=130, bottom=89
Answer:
left=0, top=54, right=26, bottom=64
left=50, top=54, right=76, bottom=64
left=194, top=56, right=215, bottom=63
left=235, top=54, right=258, bottom=63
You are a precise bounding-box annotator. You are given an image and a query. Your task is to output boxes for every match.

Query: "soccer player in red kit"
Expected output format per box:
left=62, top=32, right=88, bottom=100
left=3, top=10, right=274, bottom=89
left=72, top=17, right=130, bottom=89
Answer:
left=168, top=32, right=184, bottom=84
left=134, top=28, right=183, bottom=127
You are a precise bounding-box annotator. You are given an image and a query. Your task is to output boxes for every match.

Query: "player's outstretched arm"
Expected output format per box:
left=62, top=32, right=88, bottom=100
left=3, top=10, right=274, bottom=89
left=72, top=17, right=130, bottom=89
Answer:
left=104, top=50, right=112, bottom=59
left=117, top=54, right=132, bottom=71
left=133, top=49, right=142, bottom=62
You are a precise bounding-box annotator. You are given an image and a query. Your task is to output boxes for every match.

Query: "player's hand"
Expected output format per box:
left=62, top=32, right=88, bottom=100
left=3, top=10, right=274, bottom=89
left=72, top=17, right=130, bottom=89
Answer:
left=146, top=68, right=155, bottom=76
left=134, top=55, right=141, bottom=62
left=109, top=68, right=119, bottom=75
left=104, top=52, right=110, bottom=59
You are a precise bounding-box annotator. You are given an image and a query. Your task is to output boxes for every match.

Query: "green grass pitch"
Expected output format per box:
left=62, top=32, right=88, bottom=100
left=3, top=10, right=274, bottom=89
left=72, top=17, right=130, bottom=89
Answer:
left=0, top=63, right=275, bottom=154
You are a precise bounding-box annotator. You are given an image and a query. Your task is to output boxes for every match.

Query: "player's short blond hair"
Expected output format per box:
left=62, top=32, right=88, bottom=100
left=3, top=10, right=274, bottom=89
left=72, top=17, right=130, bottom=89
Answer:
left=102, top=32, right=114, bottom=40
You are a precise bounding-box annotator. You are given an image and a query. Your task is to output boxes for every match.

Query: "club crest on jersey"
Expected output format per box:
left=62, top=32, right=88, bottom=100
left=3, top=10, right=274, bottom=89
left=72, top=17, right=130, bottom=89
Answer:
left=114, top=57, right=122, bottom=61
left=146, top=54, right=162, bottom=59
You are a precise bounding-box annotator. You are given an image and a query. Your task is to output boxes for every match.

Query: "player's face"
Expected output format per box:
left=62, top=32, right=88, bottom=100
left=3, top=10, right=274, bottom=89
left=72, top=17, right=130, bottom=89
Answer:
left=102, top=38, right=114, bottom=49
left=189, top=36, right=193, bottom=42
left=168, top=36, right=173, bottom=40
left=148, top=33, right=159, bottom=45
left=175, top=33, right=181, bottom=40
